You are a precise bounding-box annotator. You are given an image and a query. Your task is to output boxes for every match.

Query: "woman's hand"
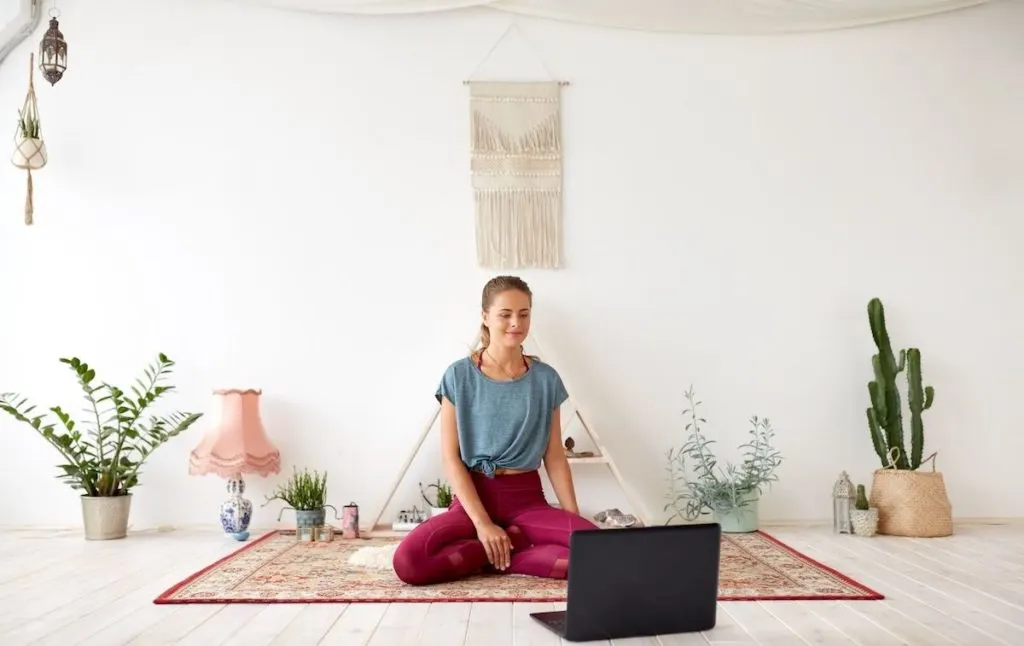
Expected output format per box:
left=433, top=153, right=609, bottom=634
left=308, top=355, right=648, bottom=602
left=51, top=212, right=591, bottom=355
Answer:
left=475, top=521, right=512, bottom=570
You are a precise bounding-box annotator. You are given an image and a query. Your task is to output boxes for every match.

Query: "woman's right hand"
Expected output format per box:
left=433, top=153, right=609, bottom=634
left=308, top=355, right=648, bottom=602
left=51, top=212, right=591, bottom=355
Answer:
left=475, top=521, right=512, bottom=570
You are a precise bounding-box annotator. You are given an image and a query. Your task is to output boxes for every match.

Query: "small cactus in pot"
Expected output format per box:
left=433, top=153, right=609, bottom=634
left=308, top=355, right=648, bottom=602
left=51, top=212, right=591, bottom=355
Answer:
left=855, top=484, right=869, bottom=510
left=850, top=484, right=878, bottom=536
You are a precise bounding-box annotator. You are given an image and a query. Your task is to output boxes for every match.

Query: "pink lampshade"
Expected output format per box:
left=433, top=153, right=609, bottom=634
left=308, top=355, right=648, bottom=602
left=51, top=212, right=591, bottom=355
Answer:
left=188, top=388, right=281, bottom=478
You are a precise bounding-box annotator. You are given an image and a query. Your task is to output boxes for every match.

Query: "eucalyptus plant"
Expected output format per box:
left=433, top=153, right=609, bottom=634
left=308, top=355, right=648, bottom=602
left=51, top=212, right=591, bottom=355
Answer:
left=664, top=386, right=783, bottom=523
left=0, top=354, right=203, bottom=497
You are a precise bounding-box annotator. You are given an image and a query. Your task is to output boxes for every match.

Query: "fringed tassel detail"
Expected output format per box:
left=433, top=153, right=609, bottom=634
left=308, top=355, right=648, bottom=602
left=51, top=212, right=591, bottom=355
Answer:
left=475, top=188, right=562, bottom=269
left=24, top=169, right=33, bottom=225
left=468, top=82, right=564, bottom=269
left=471, top=110, right=561, bottom=154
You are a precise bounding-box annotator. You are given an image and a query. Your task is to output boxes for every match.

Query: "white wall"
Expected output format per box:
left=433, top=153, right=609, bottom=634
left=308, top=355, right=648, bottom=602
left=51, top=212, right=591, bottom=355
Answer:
left=0, top=0, right=1021, bottom=531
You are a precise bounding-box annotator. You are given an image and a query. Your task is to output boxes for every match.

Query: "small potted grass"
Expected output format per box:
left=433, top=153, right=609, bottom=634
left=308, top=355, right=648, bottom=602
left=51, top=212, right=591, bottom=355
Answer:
left=265, top=467, right=337, bottom=530
left=420, top=478, right=453, bottom=517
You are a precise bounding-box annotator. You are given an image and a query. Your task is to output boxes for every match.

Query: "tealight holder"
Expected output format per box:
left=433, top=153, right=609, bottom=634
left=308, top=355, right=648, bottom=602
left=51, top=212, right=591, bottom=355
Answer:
left=315, top=525, right=335, bottom=542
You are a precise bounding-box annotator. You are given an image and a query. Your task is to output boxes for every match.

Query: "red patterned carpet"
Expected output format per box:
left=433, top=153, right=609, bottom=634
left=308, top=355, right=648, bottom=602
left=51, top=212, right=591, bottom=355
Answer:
left=154, top=529, right=883, bottom=604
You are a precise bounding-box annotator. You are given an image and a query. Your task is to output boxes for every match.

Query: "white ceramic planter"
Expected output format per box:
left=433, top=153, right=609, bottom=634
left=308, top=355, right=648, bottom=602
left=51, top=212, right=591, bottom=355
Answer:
left=430, top=506, right=448, bottom=518
left=81, top=494, right=132, bottom=540
left=851, top=508, right=879, bottom=537
left=11, top=137, right=47, bottom=170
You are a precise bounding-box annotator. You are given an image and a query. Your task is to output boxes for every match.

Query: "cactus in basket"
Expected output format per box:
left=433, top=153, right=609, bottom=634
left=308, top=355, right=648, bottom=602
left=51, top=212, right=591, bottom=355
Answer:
left=865, top=298, right=934, bottom=470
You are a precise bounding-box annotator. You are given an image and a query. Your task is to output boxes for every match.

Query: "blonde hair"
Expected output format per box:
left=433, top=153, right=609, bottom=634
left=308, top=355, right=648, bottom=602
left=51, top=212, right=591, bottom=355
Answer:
left=475, top=275, right=533, bottom=354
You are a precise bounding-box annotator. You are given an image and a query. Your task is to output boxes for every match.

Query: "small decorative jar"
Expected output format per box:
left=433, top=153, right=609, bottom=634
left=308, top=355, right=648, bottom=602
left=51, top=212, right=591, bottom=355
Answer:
left=315, top=525, right=334, bottom=542
left=296, top=526, right=316, bottom=542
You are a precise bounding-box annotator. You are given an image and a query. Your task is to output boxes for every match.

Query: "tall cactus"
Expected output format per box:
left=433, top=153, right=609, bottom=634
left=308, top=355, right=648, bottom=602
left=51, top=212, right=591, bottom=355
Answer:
left=905, top=347, right=934, bottom=470
left=865, top=298, right=934, bottom=470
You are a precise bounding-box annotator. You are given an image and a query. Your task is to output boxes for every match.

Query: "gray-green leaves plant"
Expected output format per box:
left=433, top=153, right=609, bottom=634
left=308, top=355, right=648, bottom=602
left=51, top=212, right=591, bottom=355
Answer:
left=664, top=386, right=783, bottom=523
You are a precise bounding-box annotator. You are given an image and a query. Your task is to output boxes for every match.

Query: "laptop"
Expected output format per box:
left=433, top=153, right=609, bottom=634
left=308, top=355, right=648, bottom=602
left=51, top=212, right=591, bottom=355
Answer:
left=530, top=522, right=721, bottom=642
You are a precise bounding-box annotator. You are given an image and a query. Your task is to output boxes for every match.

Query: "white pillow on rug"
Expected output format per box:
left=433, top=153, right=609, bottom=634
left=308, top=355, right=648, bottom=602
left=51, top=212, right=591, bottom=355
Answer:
left=348, top=543, right=400, bottom=570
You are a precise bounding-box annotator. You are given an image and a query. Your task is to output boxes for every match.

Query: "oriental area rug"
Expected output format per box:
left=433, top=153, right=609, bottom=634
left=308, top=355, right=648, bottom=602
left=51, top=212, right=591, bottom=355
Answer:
left=154, top=529, right=882, bottom=604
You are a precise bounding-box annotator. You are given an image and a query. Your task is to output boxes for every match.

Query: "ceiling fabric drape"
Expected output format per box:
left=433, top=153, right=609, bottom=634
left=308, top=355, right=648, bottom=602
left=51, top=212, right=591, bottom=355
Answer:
left=225, top=0, right=990, bottom=33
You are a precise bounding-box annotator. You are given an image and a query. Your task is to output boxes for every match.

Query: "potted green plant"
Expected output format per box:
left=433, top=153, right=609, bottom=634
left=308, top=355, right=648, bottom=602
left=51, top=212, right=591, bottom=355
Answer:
left=420, top=479, right=453, bottom=517
left=664, top=386, right=783, bottom=533
left=0, top=354, right=203, bottom=540
left=12, top=107, right=47, bottom=169
left=850, top=484, right=878, bottom=536
left=264, top=467, right=337, bottom=529
left=864, top=297, right=952, bottom=537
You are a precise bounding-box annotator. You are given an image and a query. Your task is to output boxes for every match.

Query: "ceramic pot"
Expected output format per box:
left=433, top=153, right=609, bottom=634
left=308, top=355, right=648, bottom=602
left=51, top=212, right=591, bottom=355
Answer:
left=81, top=494, right=131, bottom=540
left=11, top=137, right=47, bottom=170
left=714, top=490, right=759, bottom=533
left=851, top=508, right=879, bottom=537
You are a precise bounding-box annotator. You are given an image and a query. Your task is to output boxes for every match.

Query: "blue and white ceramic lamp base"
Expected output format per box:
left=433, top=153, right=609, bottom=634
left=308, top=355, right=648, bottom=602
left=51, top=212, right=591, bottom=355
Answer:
left=219, top=474, right=253, bottom=541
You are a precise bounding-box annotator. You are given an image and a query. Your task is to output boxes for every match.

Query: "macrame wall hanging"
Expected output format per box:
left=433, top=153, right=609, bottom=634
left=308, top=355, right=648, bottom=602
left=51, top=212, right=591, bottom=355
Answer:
left=464, top=24, right=568, bottom=270
left=11, top=53, right=47, bottom=226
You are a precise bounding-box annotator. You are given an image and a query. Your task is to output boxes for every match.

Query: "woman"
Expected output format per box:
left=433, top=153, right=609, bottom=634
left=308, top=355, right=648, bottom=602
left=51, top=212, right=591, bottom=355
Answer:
left=392, top=275, right=599, bottom=585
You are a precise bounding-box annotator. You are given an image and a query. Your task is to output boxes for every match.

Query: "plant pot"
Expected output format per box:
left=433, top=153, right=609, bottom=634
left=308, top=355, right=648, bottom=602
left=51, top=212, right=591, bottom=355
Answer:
left=296, top=508, right=325, bottom=528
left=714, top=490, right=759, bottom=533
left=430, top=506, right=448, bottom=517
left=291, top=504, right=338, bottom=529
left=851, top=508, right=879, bottom=537
left=11, top=137, right=47, bottom=170
left=81, top=494, right=132, bottom=540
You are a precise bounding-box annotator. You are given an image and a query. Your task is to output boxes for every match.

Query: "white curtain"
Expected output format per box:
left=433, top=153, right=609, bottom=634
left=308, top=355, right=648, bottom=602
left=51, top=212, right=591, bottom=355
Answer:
left=227, top=0, right=991, bottom=33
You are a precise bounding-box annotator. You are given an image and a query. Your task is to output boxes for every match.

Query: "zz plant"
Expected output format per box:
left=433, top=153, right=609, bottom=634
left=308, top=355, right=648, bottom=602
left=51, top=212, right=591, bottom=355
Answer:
left=0, top=354, right=203, bottom=497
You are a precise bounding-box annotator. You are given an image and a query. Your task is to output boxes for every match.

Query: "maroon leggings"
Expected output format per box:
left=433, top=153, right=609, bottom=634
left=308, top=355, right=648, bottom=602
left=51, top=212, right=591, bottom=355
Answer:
left=392, top=470, right=599, bottom=585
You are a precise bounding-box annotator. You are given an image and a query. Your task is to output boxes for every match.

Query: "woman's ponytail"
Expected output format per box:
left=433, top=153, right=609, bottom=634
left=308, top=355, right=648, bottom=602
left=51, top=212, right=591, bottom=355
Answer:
left=479, top=322, right=490, bottom=350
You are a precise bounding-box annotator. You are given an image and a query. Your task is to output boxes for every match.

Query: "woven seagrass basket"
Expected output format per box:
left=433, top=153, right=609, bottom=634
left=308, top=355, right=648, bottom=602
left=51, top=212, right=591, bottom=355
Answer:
left=869, top=450, right=952, bottom=537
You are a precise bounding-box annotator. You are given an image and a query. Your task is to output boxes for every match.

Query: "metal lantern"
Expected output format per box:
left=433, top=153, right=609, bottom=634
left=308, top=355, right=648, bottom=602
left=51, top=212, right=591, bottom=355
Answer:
left=38, top=15, right=67, bottom=86
left=832, top=471, right=856, bottom=534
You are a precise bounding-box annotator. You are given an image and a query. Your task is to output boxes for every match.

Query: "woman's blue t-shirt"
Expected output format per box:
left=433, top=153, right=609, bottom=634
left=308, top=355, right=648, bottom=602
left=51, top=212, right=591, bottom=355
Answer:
left=435, top=355, right=569, bottom=477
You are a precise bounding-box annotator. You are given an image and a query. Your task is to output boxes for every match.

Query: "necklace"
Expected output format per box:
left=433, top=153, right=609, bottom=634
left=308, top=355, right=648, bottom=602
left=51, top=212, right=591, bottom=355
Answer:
left=485, top=347, right=526, bottom=380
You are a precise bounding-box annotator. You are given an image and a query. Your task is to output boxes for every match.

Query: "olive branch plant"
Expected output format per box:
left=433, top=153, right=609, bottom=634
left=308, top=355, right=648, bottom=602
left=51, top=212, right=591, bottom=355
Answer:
left=664, top=386, right=784, bottom=523
left=0, top=354, right=204, bottom=497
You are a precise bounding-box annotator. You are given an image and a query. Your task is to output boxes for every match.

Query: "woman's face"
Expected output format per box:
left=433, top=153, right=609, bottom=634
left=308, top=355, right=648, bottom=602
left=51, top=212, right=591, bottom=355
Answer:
left=483, top=289, right=531, bottom=349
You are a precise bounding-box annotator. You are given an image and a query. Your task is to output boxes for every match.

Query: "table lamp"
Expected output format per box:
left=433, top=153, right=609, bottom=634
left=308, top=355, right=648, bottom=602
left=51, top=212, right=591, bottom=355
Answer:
left=189, top=388, right=281, bottom=540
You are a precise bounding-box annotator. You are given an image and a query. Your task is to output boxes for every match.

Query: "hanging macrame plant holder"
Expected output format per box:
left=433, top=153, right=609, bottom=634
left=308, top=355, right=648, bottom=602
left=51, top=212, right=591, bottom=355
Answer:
left=11, top=53, right=47, bottom=225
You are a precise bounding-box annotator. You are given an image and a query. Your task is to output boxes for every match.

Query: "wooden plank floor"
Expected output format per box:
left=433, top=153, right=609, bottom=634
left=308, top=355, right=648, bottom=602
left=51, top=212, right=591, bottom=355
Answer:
left=1, top=523, right=1022, bottom=645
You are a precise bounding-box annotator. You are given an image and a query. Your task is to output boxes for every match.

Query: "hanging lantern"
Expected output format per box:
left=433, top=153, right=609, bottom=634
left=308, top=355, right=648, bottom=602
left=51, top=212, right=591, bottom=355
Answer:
left=832, top=471, right=855, bottom=534
left=38, top=13, right=67, bottom=86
